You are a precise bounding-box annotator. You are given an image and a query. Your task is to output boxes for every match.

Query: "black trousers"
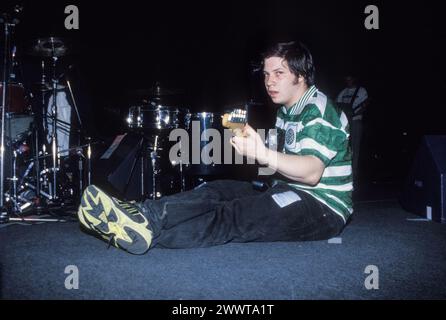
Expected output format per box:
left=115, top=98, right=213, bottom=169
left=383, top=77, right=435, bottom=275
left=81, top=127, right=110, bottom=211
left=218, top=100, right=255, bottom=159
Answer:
left=141, top=180, right=345, bottom=249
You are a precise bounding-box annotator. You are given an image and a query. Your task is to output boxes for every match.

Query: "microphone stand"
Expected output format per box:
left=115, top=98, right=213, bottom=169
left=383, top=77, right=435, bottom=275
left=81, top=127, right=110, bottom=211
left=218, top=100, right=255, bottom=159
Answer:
left=0, top=14, right=16, bottom=223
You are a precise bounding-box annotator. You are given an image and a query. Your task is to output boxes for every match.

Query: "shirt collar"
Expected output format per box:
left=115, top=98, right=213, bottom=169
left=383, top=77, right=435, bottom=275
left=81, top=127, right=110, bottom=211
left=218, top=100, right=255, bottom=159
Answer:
left=282, top=85, right=317, bottom=115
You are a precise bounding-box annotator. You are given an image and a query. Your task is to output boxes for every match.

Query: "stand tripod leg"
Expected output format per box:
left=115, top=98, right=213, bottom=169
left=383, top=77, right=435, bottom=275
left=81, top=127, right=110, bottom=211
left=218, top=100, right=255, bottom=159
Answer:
left=122, top=137, right=144, bottom=200
left=78, top=153, right=83, bottom=193
left=33, top=122, right=41, bottom=198
left=151, top=152, right=156, bottom=200
left=141, top=148, right=144, bottom=197
left=87, top=143, right=91, bottom=185
left=1, top=20, right=10, bottom=216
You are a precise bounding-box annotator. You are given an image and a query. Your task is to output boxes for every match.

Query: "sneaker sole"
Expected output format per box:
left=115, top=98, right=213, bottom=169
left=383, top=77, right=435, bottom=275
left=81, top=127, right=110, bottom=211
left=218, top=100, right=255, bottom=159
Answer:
left=78, top=185, right=152, bottom=254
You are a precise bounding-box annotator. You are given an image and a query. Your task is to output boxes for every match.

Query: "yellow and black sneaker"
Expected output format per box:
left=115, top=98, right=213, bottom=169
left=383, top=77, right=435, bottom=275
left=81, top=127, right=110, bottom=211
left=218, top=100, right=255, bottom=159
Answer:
left=78, top=185, right=153, bottom=254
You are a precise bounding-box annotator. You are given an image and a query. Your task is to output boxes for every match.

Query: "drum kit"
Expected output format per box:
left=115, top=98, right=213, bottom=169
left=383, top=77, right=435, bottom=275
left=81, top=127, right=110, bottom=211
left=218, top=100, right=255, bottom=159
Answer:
left=123, top=83, right=233, bottom=200
left=1, top=9, right=91, bottom=222
left=0, top=6, right=250, bottom=222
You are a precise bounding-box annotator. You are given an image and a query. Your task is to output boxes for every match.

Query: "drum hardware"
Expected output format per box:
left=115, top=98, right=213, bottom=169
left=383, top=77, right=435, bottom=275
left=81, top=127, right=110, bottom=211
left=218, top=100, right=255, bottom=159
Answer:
left=32, top=80, right=52, bottom=92
left=39, top=60, right=48, bottom=138
left=28, top=37, right=70, bottom=58
left=25, top=141, right=98, bottom=163
left=149, top=135, right=159, bottom=200
left=1, top=7, right=20, bottom=221
left=0, top=5, right=49, bottom=222
left=25, top=141, right=95, bottom=197
left=124, top=102, right=189, bottom=198
left=28, top=36, right=73, bottom=203
left=123, top=107, right=245, bottom=197
left=145, top=134, right=186, bottom=199
left=128, top=82, right=184, bottom=101
left=74, top=139, right=92, bottom=194
left=0, top=29, right=91, bottom=220
left=126, top=105, right=190, bottom=132
left=8, top=140, right=94, bottom=213
left=0, top=39, right=73, bottom=221
left=6, top=150, right=20, bottom=212
left=123, top=102, right=190, bottom=200
left=175, top=138, right=186, bottom=192
left=121, top=134, right=164, bottom=200
left=66, top=79, right=82, bottom=131
left=49, top=38, right=62, bottom=200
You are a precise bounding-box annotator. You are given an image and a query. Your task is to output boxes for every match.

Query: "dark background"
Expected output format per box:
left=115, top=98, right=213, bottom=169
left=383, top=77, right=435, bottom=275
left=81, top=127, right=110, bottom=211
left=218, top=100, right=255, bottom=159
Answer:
left=1, top=0, right=443, bottom=186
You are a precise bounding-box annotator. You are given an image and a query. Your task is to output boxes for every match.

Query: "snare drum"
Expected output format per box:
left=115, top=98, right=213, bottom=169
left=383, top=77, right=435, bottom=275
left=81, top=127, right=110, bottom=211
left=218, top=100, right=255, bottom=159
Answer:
left=0, top=82, right=29, bottom=114
left=126, top=105, right=189, bottom=132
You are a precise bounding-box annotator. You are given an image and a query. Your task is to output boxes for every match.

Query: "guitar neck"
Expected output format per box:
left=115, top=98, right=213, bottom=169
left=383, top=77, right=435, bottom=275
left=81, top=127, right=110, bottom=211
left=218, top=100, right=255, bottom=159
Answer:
left=221, top=109, right=247, bottom=137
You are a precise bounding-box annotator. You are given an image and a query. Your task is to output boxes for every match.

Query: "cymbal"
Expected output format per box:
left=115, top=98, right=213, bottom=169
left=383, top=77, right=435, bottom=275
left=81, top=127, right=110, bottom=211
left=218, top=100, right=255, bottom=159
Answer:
left=128, top=84, right=184, bottom=98
left=28, top=37, right=69, bottom=57
left=32, top=82, right=66, bottom=92
left=32, top=81, right=52, bottom=92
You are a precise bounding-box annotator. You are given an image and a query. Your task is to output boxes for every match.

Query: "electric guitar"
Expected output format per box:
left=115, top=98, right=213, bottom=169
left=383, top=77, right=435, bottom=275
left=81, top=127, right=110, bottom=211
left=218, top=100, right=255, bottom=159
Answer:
left=221, top=108, right=247, bottom=137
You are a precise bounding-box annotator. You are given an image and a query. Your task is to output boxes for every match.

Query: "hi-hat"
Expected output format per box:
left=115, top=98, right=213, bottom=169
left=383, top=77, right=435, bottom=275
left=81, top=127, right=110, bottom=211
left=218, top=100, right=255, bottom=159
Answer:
left=28, top=37, right=69, bottom=57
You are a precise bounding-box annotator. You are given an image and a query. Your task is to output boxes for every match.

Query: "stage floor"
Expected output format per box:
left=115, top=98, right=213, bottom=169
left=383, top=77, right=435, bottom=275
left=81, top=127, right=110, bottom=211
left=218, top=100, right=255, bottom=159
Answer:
left=1, top=199, right=445, bottom=300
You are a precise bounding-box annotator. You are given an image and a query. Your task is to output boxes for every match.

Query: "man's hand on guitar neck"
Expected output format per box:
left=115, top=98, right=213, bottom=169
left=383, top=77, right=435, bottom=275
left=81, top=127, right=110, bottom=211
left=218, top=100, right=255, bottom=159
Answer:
left=230, top=124, right=325, bottom=185
left=230, top=124, right=268, bottom=163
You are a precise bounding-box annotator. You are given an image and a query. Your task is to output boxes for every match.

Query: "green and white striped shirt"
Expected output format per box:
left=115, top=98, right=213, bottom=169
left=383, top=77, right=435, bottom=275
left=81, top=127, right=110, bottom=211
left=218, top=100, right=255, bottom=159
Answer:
left=274, top=85, right=353, bottom=222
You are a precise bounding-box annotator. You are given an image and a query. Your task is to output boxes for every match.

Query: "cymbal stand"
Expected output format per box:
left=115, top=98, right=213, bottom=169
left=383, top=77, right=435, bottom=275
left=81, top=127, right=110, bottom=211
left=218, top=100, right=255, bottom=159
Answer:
left=10, top=150, right=19, bottom=211
left=33, top=60, right=47, bottom=202
left=150, top=135, right=159, bottom=200
left=179, top=138, right=185, bottom=192
left=76, top=139, right=92, bottom=194
left=77, top=148, right=83, bottom=193
left=48, top=44, right=61, bottom=201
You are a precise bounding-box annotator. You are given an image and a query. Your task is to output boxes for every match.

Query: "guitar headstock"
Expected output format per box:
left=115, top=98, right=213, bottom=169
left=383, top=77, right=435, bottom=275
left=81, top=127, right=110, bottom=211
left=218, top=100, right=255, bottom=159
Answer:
left=222, top=109, right=247, bottom=136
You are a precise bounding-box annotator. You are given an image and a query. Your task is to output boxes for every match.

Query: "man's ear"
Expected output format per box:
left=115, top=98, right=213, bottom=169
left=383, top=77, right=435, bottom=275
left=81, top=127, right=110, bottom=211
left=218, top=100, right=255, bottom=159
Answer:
left=293, top=74, right=305, bottom=85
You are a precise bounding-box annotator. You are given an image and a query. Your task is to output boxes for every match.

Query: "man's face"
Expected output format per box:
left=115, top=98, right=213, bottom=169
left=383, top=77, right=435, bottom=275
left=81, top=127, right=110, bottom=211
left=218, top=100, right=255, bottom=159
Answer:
left=345, top=76, right=355, bottom=88
left=263, top=57, right=302, bottom=107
